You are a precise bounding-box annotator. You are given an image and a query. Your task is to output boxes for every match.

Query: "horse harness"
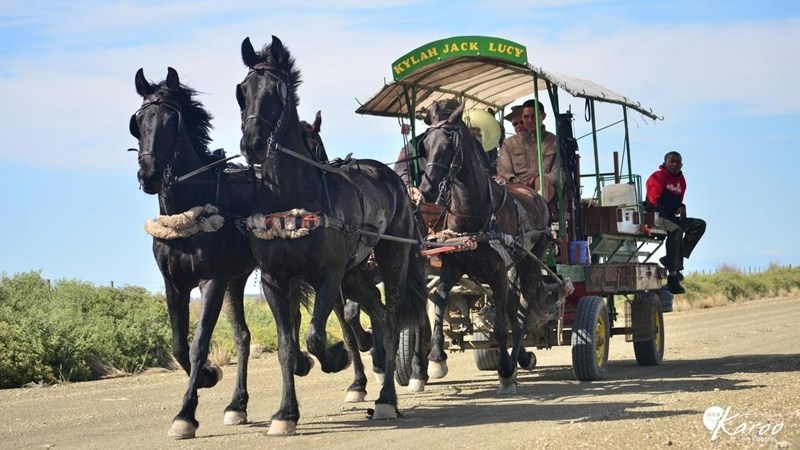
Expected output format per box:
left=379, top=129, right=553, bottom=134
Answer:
left=424, top=121, right=531, bottom=254
left=239, top=63, right=405, bottom=267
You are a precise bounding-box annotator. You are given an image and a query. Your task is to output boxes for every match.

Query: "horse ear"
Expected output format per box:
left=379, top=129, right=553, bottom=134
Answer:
left=270, top=35, right=285, bottom=64
left=449, top=103, right=465, bottom=124
left=313, top=110, right=322, bottom=133
left=241, top=37, right=258, bottom=68
left=135, top=68, right=154, bottom=97
left=166, top=67, right=180, bottom=90
left=429, top=102, right=441, bottom=124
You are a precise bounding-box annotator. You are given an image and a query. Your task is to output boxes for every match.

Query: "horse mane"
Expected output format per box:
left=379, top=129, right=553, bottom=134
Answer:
left=253, top=41, right=303, bottom=108
left=152, top=81, right=218, bottom=165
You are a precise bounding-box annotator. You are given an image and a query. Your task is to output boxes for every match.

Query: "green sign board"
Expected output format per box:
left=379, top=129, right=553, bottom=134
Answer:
left=391, top=36, right=528, bottom=81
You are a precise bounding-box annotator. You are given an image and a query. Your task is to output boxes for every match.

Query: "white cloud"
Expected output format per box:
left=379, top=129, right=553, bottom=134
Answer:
left=1, top=3, right=798, bottom=171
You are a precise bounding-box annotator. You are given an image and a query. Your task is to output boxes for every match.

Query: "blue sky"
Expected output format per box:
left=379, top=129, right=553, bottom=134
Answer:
left=1, top=1, right=798, bottom=294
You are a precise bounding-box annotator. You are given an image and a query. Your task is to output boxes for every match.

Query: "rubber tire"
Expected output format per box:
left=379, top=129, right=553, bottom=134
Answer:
left=470, top=331, right=498, bottom=371
left=571, top=296, right=610, bottom=381
left=395, top=327, right=415, bottom=386
left=634, top=292, right=665, bottom=366
left=472, top=349, right=499, bottom=371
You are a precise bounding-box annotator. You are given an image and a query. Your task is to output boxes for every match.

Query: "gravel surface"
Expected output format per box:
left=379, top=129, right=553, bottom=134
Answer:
left=1, top=295, right=798, bottom=449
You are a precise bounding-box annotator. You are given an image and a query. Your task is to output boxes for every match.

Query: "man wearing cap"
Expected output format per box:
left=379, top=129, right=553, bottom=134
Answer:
left=496, top=99, right=559, bottom=203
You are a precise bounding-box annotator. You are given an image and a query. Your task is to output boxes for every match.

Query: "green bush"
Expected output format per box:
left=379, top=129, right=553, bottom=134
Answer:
left=209, top=296, right=345, bottom=357
left=682, top=264, right=800, bottom=303
left=0, top=272, right=171, bottom=388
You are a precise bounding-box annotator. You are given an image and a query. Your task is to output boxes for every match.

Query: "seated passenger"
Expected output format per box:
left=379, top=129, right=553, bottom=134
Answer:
left=645, top=151, right=706, bottom=295
left=496, top=99, right=559, bottom=203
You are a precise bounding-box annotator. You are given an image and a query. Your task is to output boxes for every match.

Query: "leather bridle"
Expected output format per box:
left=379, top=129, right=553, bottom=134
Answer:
left=130, top=95, right=185, bottom=186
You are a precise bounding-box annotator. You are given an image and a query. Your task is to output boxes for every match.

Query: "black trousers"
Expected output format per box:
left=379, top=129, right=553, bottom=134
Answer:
left=661, top=216, right=706, bottom=272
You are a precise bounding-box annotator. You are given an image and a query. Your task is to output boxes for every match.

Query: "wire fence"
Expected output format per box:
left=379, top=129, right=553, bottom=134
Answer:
left=687, top=264, right=794, bottom=276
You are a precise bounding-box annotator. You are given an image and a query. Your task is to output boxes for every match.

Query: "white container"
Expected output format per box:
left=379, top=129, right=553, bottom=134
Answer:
left=616, top=207, right=640, bottom=234
left=602, top=183, right=638, bottom=207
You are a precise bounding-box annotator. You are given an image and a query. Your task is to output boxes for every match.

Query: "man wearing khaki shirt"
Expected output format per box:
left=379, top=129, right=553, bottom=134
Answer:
left=496, top=99, right=558, bottom=202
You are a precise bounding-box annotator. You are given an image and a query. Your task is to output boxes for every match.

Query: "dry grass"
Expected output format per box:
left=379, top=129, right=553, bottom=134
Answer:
left=207, top=343, right=232, bottom=367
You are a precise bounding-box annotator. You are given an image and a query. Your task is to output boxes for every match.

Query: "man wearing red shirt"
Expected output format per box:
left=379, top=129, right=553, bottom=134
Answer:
left=646, top=151, right=706, bottom=294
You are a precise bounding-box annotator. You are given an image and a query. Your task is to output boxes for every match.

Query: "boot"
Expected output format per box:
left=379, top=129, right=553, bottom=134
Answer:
left=666, top=275, right=685, bottom=295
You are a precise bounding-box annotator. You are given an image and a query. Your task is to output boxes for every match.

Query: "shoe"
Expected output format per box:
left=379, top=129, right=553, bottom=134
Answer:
left=659, top=256, right=669, bottom=268
left=666, top=275, right=686, bottom=295
left=676, top=271, right=684, bottom=281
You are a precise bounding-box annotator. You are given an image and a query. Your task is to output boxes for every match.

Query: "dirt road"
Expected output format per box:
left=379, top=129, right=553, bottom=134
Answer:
left=1, top=295, right=798, bottom=449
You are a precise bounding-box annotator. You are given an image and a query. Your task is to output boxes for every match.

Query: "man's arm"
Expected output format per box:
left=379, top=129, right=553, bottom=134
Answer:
left=645, top=171, right=665, bottom=211
left=496, top=141, right=516, bottom=182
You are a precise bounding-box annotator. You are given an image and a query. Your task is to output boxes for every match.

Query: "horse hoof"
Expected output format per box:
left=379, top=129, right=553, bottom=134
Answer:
left=341, top=354, right=353, bottom=372
left=302, top=351, right=316, bottom=370
left=428, top=361, right=448, bottom=379
left=267, top=419, right=297, bottom=436
left=168, top=419, right=197, bottom=439
left=372, top=403, right=398, bottom=420
left=407, top=378, right=426, bottom=393
left=520, top=352, right=537, bottom=370
left=497, top=372, right=517, bottom=395
left=345, top=390, right=366, bottom=403
left=210, top=364, right=224, bottom=382
left=373, top=371, right=385, bottom=386
left=223, top=410, right=248, bottom=425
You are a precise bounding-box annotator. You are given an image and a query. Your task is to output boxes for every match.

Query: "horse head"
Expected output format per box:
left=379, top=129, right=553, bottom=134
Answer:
left=418, top=99, right=468, bottom=205
left=237, top=36, right=302, bottom=165
left=130, top=67, right=212, bottom=194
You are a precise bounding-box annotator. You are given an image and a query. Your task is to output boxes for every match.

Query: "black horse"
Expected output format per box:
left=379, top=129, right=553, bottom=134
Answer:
left=237, top=35, right=428, bottom=434
left=130, top=67, right=257, bottom=437
left=131, top=68, right=377, bottom=439
left=418, top=100, right=552, bottom=394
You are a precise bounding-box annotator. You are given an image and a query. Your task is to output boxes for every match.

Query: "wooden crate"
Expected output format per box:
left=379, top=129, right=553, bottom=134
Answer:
left=584, top=206, right=618, bottom=235
left=585, top=263, right=663, bottom=293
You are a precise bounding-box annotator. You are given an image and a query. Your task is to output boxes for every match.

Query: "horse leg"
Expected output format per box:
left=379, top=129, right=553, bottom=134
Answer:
left=408, top=313, right=432, bottom=392
left=514, top=262, right=548, bottom=371
left=333, top=292, right=367, bottom=402
left=345, top=299, right=373, bottom=352
left=169, top=278, right=226, bottom=439
left=164, top=283, right=191, bottom=376
left=428, top=262, right=462, bottom=379
left=289, top=281, right=314, bottom=377
left=221, top=275, right=250, bottom=425
left=307, top=272, right=350, bottom=374
left=371, top=241, right=412, bottom=420
left=343, top=270, right=385, bottom=385
left=487, top=271, right=517, bottom=394
left=261, top=274, right=301, bottom=436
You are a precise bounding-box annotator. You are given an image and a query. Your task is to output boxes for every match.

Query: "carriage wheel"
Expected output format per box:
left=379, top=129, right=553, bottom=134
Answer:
left=471, top=332, right=499, bottom=371
left=633, top=291, right=665, bottom=366
left=571, top=296, right=610, bottom=381
left=395, top=327, right=416, bottom=386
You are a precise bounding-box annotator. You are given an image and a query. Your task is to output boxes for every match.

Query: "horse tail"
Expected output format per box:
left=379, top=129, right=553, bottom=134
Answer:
left=399, top=245, right=428, bottom=328
left=289, top=277, right=315, bottom=311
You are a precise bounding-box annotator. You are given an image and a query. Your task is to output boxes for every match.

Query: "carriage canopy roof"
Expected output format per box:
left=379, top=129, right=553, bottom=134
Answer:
left=355, top=35, right=660, bottom=121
